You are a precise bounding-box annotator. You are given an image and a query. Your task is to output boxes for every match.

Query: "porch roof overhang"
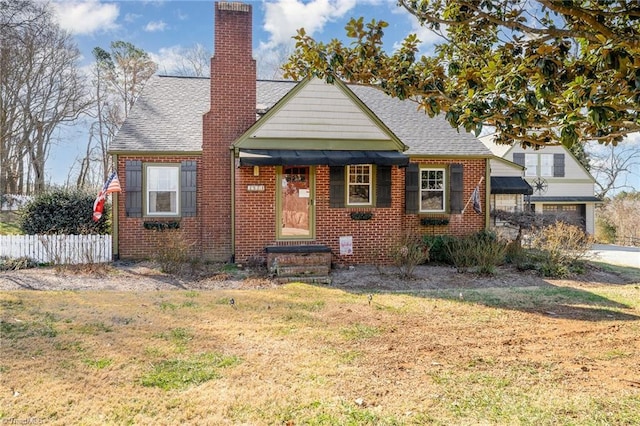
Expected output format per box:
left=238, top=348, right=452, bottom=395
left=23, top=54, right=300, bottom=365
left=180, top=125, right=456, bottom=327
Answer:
left=238, top=149, right=410, bottom=167
left=490, top=176, right=533, bottom=195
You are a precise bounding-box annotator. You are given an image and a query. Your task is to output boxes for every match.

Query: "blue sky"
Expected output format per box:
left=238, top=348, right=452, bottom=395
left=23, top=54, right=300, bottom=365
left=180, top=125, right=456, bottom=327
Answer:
left=46, top=0, right=638, bottom=192
left=47, top=0, right=439, bottom=185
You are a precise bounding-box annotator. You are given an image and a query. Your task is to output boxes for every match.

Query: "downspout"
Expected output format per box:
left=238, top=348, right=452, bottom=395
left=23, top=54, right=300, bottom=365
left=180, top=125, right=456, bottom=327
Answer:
left=230, top=146, right=236, bottom=263
left=111, top=154, right=119, bottom=260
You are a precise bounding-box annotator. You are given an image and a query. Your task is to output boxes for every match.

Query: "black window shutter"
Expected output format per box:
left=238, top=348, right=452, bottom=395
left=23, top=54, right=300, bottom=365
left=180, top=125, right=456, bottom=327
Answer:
left=449, top=163, right=464, bottom=214
left=329, top=166, right=345, bottom=208
left=553, top=153, right=565, bottom=177
left=405, top=163, right=419, bottom=214
left=376, top=165, right=392, bottom=208
left=513, top=152, right=525, bottom=167
left=181, top=160, right=197, bottom=217
left=125, top=160, right=142, bottom=217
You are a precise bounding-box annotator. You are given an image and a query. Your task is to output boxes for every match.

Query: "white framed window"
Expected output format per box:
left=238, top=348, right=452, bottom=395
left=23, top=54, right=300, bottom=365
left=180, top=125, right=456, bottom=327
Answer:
left=540, top=154, right=553, bottom=176
left=420, top=168, right=445, bottom=212
left=525, top=154, right=538, bottom=177
left=146, top=165, right=179, bottom=216
left=347, top=164, right=372, bottom=205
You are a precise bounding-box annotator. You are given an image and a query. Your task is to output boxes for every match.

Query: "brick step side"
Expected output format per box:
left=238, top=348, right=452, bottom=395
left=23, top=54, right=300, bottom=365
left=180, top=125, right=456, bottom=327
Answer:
left=267, top=248, right=332, bottom=280
left=274, top=276, right=332, bottom=284
left=275, top=265, right=331, bottom=277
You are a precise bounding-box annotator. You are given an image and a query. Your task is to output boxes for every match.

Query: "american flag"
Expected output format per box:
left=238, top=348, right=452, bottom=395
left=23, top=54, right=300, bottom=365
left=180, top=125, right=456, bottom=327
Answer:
left=93, top=171, right=122, bottom=222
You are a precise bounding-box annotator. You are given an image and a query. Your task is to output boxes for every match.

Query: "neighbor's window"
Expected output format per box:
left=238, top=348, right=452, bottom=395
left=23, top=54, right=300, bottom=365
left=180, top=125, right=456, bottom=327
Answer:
left=493, top=194, right=523, bottom=212
left=347, top=164, right=372, bottom=205
left=525, top=154, right=538, bottom=177
left=146, top=165, right=179, bottom=216
left=540, top=154, right=553, bottom=176
left=420, top=168, right=445, bottom=212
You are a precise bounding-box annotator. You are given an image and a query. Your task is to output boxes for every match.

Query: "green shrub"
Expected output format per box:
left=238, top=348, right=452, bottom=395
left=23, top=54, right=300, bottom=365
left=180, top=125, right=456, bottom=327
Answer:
left=595, top=215, right=616, bottom=244
left=20, top=190, right=109, bottom=235
left=422, top=235, right=457, bottom=264
left=473, top=235, right=508, bottom=275
left=443, top=231, right=507, bottom=274
left=505, top=239, right=525, bottom=264
left=444, top=236, right=476, bottom=272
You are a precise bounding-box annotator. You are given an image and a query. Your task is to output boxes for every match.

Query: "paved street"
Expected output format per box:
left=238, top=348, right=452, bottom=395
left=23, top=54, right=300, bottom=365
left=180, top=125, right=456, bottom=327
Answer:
left=589, top=244, right=640, bottom=268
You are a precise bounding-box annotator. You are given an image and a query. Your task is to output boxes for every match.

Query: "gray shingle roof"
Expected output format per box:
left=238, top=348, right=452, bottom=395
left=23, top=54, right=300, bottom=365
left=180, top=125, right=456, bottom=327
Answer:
left=110, top=76, right=209, bottom=152
left=349, top=85, right=490, bottom=156
left=110, top=75, right=491, bottom=157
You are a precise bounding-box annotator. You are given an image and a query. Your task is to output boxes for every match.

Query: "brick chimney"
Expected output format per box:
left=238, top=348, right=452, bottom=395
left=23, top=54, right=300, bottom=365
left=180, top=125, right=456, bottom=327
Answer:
left=202, top=2, right=256, bottom=261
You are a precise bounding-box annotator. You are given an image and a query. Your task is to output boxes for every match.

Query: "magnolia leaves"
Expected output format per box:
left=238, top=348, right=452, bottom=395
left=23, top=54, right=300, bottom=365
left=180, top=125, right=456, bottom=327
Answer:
left=283, top=1, right=640, bottom=149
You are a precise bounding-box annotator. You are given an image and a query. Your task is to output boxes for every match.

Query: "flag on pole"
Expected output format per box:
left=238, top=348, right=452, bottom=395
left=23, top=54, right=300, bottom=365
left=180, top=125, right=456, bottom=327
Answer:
left=93, top=171, right=122, bottom=222
left=471, top=185, right=482, bottom=215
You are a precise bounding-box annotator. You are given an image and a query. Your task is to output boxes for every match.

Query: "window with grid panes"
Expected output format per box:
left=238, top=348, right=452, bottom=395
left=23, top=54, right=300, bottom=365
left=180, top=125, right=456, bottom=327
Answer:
left=347, top=165, right=372, bottom=205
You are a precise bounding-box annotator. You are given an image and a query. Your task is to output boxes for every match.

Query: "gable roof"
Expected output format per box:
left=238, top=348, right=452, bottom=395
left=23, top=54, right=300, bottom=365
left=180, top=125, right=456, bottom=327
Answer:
left=235, top=77, right=406, bottom=152
left=110, top=75, right=491, bottom=157
left=478, top=134, right=513, bottom=157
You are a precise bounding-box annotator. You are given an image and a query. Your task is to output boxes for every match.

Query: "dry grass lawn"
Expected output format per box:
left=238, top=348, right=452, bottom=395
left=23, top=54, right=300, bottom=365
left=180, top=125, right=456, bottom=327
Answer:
left=1, top=274, right=640, bottom=425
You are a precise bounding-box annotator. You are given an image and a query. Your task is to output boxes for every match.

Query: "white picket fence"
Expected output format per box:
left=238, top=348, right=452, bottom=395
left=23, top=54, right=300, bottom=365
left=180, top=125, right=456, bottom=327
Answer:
left=0, top=235, right=112, bottom=264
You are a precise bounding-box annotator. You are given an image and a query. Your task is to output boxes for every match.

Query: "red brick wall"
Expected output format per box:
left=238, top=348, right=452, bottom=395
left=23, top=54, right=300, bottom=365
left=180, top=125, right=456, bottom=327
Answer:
left=315, top=166, right=405, bottom=265
left=234, top=166, right=277, bottom=262
left=233, top=159, right=486, bottom=265
left=201, top=2, right=256, bottom=261
left=115, top=155, right=201, bottom=260
left=403, top=159, right=486, bottom=237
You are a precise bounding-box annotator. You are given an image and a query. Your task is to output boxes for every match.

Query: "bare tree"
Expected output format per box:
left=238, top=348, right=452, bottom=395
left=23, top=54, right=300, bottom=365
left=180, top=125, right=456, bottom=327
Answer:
left=588, top=139, right=640, bottom=198
left=257, top=44, right=294, bottom=80
left=174, top=43, right=210, bottom=77
left=73, top=42, right=156, bottom=186
left=1, top=0, right=90, bottom=195
left=597, top=192, right=640, bottom=245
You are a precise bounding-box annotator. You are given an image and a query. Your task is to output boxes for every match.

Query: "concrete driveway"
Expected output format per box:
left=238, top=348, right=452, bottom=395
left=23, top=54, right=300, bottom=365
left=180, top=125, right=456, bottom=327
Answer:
left=588, top=244, right=640, bottom=268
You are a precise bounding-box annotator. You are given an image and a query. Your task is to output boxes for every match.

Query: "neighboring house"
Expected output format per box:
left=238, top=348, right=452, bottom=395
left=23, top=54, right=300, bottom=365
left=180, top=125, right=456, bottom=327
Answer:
left=108, top=2, right=493, bottom=266
left=480, top=135, right=600, bottom=234
left=483, top=153, right=532, bottom=236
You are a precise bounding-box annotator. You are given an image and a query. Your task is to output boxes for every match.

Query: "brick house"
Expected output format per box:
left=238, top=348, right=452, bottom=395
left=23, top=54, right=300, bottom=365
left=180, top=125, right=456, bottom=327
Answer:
left=109, top=2, right=493, bottom=268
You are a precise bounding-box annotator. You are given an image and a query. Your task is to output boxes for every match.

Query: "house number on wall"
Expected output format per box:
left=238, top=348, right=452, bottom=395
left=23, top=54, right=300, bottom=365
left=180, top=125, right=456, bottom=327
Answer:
left=247, top=185, right=265, bottom=192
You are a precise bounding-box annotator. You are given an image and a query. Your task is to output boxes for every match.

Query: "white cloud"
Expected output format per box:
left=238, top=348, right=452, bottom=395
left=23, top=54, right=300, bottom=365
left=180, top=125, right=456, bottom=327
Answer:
left=124, top=12, right=141, bottom=23
left=145, top=20, right=168, bottom=32
left=52, top=0, right=119, bottom=35
left=150, top=45, right=188, bottom=74
left=262, top=0, right=357, bottom=48
left=257, top=0, right=364, bottom=77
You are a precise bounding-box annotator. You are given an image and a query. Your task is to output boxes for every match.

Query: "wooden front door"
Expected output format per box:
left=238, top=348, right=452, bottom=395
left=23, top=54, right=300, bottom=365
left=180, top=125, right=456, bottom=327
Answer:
left=278, top=166, right=314, bottom=238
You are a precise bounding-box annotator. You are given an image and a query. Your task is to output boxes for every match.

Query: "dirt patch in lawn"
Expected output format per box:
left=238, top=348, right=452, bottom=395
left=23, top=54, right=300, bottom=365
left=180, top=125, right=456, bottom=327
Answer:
left=0, top=260, right=632, bottom=292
